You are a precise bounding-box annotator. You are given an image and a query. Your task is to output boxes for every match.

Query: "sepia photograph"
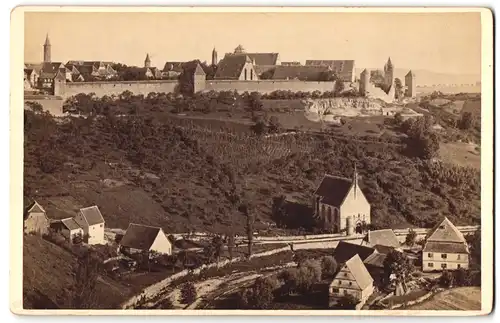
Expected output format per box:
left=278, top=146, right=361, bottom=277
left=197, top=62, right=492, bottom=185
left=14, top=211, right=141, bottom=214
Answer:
left=11, top=6, right=493, bottom=316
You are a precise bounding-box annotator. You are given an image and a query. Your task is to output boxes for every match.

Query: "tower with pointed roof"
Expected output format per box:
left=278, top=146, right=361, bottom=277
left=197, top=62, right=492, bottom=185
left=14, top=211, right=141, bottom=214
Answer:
left=211, top=47, right=218, bottom=66
left=234, top=44, right=246, bottom=54
left=144, top=53, right=151, bottom=68
left=405, top=70, right=416, bottom=98
left=43, top=33, right=51, bottom=63
left=384, top=57, right=393, bottom=90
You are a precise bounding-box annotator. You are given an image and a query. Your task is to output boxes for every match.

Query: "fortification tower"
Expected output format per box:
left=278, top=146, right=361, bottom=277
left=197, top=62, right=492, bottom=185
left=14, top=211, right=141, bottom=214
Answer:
left=359, top=69, right=369, bottom=96
left=384, top=57, right=394, bottom=90
left=405, top=70, right=416, bottom=98
left=144, top=53, right=151, bottom=68
left=211, top=47, right=218, bottom=66
left=43, top=33, right=51, bottom=63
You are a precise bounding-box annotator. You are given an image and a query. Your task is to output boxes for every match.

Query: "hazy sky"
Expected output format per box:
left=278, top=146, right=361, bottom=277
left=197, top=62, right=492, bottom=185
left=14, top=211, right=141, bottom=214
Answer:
left=24, top=11, right=481, bottom=75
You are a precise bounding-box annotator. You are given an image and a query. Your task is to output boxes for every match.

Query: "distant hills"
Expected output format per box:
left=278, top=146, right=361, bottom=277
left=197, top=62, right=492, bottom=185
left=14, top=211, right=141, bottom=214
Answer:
left=354, top=68, right=480, bottom=86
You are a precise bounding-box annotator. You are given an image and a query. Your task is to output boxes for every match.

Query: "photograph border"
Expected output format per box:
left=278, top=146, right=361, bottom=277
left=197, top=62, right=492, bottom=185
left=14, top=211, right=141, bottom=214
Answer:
left=10, top=5, right=494, bottom=316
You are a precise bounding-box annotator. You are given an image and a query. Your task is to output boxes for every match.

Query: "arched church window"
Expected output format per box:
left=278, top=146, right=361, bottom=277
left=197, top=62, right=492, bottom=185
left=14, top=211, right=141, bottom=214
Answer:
left=327, top=208, right=333, bottom=222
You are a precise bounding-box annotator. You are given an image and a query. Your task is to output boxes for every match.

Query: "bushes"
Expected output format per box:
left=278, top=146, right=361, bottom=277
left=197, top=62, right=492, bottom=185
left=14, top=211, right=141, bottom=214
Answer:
left=439, top=270, right=454, bottom=287
left=320, top=256, right=338, bottom=279
left=405, top=229, right=417, bottom=247
left=237, top=276, right=279, bottom=309
left=180, top=282, right=197, bottom=304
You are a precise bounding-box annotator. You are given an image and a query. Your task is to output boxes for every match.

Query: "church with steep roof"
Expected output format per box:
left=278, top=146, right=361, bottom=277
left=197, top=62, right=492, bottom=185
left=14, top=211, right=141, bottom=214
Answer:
left=312, top=168, right=371, bottom=235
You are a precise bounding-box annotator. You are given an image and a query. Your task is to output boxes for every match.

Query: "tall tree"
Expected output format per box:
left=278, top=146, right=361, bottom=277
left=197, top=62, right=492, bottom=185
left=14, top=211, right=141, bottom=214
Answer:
left=394, top=78, right=404, bottom=99
left=383, top=250, right=414, bottom=288
left=66, top=251, right=101, bottom=309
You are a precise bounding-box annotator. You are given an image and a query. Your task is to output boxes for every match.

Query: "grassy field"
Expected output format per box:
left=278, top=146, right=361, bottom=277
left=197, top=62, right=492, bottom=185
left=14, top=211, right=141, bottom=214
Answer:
left=407, top=287, right=481, bottom=310
left=439, top=142, right=481, bottom=170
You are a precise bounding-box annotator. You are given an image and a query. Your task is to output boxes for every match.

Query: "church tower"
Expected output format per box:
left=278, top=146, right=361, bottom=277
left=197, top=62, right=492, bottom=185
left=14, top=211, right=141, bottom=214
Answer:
left=384, top=57, right=394, bottom=90
left=211, top=47, right=218, bottom=66
left=43, top=33, right=51, bottom=63
left=144, top=53, right=151, bottom=68
left=234, top=44, right=246, bottom=54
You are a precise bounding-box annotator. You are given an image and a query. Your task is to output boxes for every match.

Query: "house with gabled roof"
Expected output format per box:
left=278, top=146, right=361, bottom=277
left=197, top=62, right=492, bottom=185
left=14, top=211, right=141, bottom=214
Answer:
left=305, top=60, right=356, bottom=82
left=214, top=55, right=258, bottom=81
left=312, top=168, right=371, bottom=234
left=329, top=254, right=374, bottom=309
left=333, top=241, right=386, bottom=286
left=227, top=45, right=280, bottom=66
left=119, top=223, right=172, bottom=256
left=422, top=217, right=469, bottom=272
left=73, top=206, right=105, bottom=245
left=361, top=229, right=401, bottom=249
left=271, top=65, right=331, bottom=81
left=50, top=217, right=84, bottom=243
left=24, top=200, right=50, bottom=235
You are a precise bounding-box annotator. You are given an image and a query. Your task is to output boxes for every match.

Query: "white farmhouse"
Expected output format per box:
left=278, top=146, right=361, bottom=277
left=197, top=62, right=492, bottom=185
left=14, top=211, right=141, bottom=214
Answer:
left=74, top=206, right=105, bottom=245
left=119, top=223, right=172, bottom=256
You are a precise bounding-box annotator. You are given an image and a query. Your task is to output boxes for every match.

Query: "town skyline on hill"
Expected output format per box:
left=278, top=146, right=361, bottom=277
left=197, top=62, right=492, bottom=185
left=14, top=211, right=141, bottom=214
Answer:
left=24, top=11, right=481, bottom=78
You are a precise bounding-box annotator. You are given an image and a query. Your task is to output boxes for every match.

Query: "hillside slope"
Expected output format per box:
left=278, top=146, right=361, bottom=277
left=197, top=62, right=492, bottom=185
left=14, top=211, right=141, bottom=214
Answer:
left=23, top=235, right=131, bottom=309
left=23, top=109, right=481, bottom=235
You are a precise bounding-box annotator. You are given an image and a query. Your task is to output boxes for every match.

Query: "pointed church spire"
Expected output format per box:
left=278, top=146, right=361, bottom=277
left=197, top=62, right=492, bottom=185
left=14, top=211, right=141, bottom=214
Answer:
left=43, top=33, right=51, bottom=63
left=144, top=53, right=151, bottom=68
left=386, top=57, right=393, bottom=68
left=44, top=33, right=51, bottom=46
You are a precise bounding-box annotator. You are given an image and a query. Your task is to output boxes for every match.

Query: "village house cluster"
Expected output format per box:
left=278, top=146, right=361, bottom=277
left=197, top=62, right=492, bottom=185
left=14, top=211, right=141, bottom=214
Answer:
left=24, top=34, right=416, bottom=100
left=24, top=168, right=471, bottom=308
left=23, top=200, right=173, bottom=256
left=327, top=218, right=470, bottom=309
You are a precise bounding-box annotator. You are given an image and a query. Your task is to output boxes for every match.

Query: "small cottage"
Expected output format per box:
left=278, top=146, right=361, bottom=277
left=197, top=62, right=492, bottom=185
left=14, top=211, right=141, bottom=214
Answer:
left=119, top=223, right=172, bottom=256
left=74, top=206, right=105, bottom=245
left=50, top=217, right=84, bottom=243
left=24, top=200, right=49, bottom=235
left=329, top=254, right=374, bottom=309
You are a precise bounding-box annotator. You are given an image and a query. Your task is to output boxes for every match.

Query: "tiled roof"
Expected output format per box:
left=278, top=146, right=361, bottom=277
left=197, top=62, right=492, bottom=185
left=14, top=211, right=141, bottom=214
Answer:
left=305, top=60, right=355, bottom=81
left=365, top=229, right=401, bottom=248
left=423, top=241, right=469, bottom=254
left=254, top=65, right=276, bottom=77
left=229, top=53, right=279, bottom=66
left=281, top=61, right=301, bottom=66
left=306, top=59, right=355, bottom=70
left=343, top=254, right=374, bottom=290
left=271, top=65, right=329, bottom=81
left=314, top=174, right=353, bottom=207
left=26, top=200, right=45, bottom=214
left=363, top=251, right=386, bottom=268
left=163, top=62, right=185, bottom=73
left=61, top=218, right=81, bottom=231
left=214, top=55, right=252, bottom=80
left=79, top=206, right=105, bottom=226
left=162, top=61, right=206, bottom=76
left=372, top=244, right=396, bottom=255
left=119, top=223, right=165, bottom=251
left=333, top=241, right=376, bottom=264
left=427, top=217, right=466, bottom=243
